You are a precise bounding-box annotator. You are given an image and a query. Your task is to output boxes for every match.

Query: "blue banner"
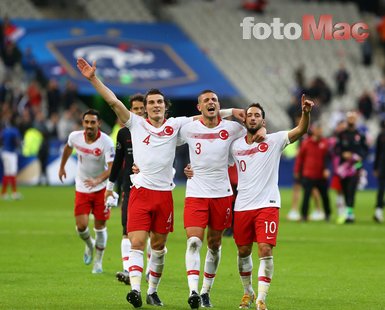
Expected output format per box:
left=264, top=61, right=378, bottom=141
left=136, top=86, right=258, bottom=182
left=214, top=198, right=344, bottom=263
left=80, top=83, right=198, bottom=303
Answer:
left=15, top=19, right=239, bottom=98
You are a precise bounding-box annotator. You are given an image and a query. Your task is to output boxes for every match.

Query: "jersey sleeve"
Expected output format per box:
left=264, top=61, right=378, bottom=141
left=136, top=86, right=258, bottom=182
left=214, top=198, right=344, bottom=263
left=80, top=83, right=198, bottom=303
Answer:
left=67, top=131, right=75, bottom=148
left=109, top=129, right=125, bottom=182
left=281, top=131, right=290, bottom=149
left=124, top=111, right=135, bottom=129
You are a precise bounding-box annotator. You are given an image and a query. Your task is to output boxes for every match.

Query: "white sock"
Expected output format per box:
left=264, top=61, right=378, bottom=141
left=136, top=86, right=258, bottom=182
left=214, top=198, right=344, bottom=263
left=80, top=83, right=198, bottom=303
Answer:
left=257, top=256, right=274, bottom=302
left=128, top=249, right=144, bottom=292
left=77, top=227, right=94, bottom=248
left=201, top=246, right=221, bottom=295
left=186, top=237, right=202, bottom=294
left=147, top=248, right=167, bottom=295
left=121, top=238, right=131, bottom=272
left=238, top=254, right=253, bottom=295
left=94, top=227, right=107, bottom=263
left=145, top=238, right=151, bottom=277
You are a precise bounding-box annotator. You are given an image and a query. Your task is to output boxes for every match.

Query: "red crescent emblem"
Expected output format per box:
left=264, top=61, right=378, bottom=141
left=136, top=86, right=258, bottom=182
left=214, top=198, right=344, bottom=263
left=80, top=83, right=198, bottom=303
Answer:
left=163, top=126, right=174, bottom=136
left=93, top=148, right=102, bottom=156
left=219, top=130, right=229, bottom=140
left=257, top=142, right=268, bottom=152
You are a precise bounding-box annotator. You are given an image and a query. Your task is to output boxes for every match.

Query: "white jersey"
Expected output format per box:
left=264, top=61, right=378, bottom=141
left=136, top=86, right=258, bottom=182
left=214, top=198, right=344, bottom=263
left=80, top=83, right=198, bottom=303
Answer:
left=68, top=130, right=115, bottom=193
left=231, top=131, right=290, bottom=211
left=179, top=118, right=245, bottom=198
left=125, top=112, right=192, bottom=191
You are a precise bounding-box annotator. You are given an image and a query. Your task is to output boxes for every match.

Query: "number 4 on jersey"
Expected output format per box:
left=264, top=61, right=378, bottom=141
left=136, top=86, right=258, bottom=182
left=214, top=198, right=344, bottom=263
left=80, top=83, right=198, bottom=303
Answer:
left=143, top=135, right=151, bottom=145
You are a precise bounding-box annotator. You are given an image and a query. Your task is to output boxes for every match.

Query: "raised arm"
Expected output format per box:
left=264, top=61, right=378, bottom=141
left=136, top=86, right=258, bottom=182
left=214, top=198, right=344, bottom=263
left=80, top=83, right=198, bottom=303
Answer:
left=288, top=94, right=313, bottom=143
left=77, top=58, right=130, bottom=124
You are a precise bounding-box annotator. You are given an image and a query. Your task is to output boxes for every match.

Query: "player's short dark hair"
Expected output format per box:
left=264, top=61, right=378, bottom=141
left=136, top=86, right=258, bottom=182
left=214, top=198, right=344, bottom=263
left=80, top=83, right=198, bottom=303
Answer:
left=144, top=88, right=171, bottom=110
left=129, top=93, right=144, bottom=107
left=198, top=89, right=217, bottom=97
left=82, top=109, right=100, bottom=120
left=246, top=103, right=265, bottom=119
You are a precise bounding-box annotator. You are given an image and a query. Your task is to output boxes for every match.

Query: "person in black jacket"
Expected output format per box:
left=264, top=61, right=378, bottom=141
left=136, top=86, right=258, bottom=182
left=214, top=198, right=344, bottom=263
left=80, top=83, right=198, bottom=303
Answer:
left=105, top=94, right=146, bottom=284
left=335, top=111, right=369, bottom=224
left=373, top=120, right=385, bottom=223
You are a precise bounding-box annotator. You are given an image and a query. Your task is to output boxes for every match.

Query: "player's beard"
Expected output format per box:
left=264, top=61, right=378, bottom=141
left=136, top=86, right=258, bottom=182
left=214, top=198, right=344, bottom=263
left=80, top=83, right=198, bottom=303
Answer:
left=86, top=128, right=96, bottom=139
left=246, top=124, right=262, bottom=135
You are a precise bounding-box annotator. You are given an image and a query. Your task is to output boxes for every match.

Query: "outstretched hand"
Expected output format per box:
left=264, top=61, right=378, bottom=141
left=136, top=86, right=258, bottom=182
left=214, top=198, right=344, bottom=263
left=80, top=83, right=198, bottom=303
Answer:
left=77, top=58, right=96, bottom=80
left=301, top=94, right=314, bottom=113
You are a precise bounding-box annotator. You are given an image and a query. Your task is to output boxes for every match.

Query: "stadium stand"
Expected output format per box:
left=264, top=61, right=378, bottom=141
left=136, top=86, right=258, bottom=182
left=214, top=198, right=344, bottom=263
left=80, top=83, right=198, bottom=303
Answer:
left=162, top=0, right=383, bottom=133
left=0, top=0, right=42, bottom=19
left=79, top=0, right=155, bottom=22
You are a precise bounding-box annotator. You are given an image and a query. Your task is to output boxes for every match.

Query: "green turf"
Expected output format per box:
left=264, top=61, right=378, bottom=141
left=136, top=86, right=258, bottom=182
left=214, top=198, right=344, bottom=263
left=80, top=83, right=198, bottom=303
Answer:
left=1, top=186, right=384, bottom=309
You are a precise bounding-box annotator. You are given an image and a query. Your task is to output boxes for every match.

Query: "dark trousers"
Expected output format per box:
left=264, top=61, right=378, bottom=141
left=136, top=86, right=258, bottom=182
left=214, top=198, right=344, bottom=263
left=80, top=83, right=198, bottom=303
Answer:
left=340, top=174, right=359, bottom=208
left=301, top=177, right=331, bottom=220
left=376, top=178, right=385, bottom=209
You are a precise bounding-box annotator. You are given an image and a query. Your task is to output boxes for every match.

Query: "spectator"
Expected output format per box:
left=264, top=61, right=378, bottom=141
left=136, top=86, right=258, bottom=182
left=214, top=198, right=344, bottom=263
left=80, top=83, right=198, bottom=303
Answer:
left=33, top=110, right=50, bottom=185
left=46, top=78, right=62, bottom=117
left=21, top=46, right=38, bottom=83
left=361, top=38, right=373, bottom=66
left=62, top=80, right=79, bottom=110
left=357, top=90, right=374, bottom=120
left=374, top=78, right=385, bottom=119
left=26, top=80, right=42, bottom=114
left=2, top=41, right=21, bottom=76
left=335, top=64, right=349, bottom=96
left=286, top=96, right=302, bottom=128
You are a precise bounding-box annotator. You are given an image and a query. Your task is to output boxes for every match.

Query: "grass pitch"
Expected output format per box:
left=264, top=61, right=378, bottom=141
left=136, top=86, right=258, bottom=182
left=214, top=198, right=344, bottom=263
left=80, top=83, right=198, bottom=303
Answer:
left=1, top=186, right=384, bottom=309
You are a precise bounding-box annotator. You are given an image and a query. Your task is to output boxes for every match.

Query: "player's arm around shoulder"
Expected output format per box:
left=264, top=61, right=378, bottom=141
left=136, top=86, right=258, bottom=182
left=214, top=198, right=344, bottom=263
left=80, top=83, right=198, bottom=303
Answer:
left=288, top=94, right=313, bottom=143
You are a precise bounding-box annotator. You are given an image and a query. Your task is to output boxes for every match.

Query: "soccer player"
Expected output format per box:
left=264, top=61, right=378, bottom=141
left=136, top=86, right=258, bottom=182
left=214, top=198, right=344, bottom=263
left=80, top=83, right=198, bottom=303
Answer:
left=104, top=94, right=149, bottom=285
left=77, top=58, right=243, bottom=308
left=58, top=109, right=115, bottom=274
left=180, top=90, right=265, bottom=309
left=231, top=95, right=313, bottom=310
left=1, top=114, right=22, bottom=200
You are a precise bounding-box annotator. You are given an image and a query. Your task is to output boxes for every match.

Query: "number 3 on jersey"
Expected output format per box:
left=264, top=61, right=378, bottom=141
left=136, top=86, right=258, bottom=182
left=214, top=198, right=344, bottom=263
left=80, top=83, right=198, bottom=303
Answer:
left=143, top=135, right=151, bottom=145
left=195, top=142, right=201, bottom=154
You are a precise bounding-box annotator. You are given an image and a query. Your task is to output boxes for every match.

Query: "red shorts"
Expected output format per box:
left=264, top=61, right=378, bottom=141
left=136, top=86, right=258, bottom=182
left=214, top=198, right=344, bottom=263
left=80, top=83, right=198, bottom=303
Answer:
left=330, top=175, right=342, bottom=191
left=233, top=207, right=279, bottom=246
left=74, top=189, right=110, bottom=221
left=184, top=196, right=233, bottom=231
left=127, top=187, right=174, bottom=234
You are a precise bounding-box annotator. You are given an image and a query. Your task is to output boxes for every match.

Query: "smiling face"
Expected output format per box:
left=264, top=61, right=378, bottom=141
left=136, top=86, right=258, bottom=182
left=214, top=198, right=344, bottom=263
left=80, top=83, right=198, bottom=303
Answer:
left=145, top=94, right=166, bottom=122
left=245, top=106, right=264, bottom=135
left=82, top=114, right=100, bottom=141
left=197, top=92, right=220, bottom=120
